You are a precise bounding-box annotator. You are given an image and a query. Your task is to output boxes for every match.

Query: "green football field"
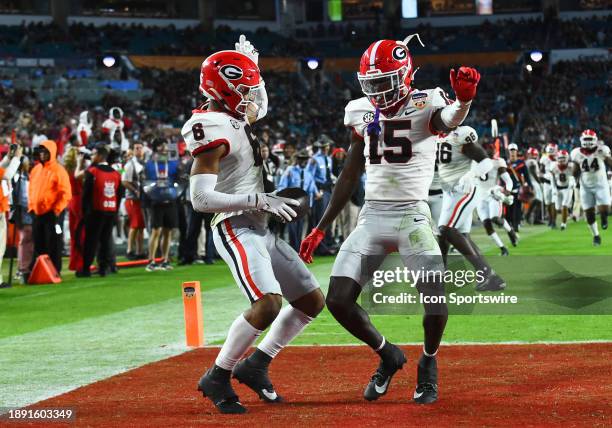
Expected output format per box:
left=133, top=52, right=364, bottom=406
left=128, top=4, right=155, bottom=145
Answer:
left=0, top=220, right=610, bottom=408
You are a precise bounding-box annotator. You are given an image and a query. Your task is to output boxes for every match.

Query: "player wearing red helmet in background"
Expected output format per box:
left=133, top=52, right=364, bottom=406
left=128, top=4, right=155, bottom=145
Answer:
left=549, top=150, right=576, bottom=230
left=300, top=35, right=481, bottom=405
left=524, top=147, right=544, bottom=224
left=184, top=36, right=325, bottom=414
left=539, top=143, right=559, bottom=227
left=570, top=129, right=612, bottom=245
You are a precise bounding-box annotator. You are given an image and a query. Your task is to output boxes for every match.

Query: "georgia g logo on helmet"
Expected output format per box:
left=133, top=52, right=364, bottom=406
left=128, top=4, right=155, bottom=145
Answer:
left=219, top=64, right=244, bottom=80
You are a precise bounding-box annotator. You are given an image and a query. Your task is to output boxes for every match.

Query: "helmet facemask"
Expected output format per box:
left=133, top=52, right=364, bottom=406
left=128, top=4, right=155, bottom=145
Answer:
left=358, top=66, right=410, bottom=111
left=235, top=81, right=267, bottom=120
left=580, top=135, right=597, bottom=149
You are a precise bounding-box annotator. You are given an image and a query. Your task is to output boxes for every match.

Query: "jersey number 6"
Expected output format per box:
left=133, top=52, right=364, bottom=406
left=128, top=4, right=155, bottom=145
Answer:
left=369, top=120, right=413, bottom=164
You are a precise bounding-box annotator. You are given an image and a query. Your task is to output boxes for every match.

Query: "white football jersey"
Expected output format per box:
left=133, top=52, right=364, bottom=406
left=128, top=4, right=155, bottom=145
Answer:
left=550, top=162, right=575, bottom=188
left=344, top=88, right=450, bottom=201
left=539, top=154, right=556, bottom=182
left=182, top=111, right=264, bottom=227
left=477, top=158, right=507, bottom=192
left=525, top=158, right=539, bottom=179
left=437, top=129, right=478, bottom=191
left=571, top=145, right=611, bottom=187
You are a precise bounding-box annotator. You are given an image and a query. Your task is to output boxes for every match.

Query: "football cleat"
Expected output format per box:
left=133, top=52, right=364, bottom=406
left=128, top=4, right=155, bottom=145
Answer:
left=602, top=216, right=608, bottom=230
left=476, top=273, right=506, bottom=292
left=198, top=367, right=247, bottom=414
left=364, top=343, right=407, bottom=401
left=560, top=223, right=567, bottom=231
left=508, top=229, right=518, bottom=247
left=593, top=235, right=602, bottom=247
left=500, top=247, right=509, bottom=256
left=413, top=355, right=438, bottom=404
left=232, top=358, right=283, bottom=403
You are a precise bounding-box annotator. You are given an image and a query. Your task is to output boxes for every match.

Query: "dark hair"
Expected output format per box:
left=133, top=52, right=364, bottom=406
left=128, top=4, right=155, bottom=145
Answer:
left=95, top=146, right=109, bottom=159
left=151, top=137, right=167, bottom=152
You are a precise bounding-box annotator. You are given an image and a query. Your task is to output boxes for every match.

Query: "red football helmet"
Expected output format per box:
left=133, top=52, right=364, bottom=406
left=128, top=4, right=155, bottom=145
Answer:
left=545, top=143, right=558, bottom=155
left=199, top=50, right=265, bottom=118
left=526, top=147, right=539, bottom=159
left=580, top=129, right=597, bottom=149
left=557, top=149, right=569, bottom=164
left=357, top=35, right=423, bottom=115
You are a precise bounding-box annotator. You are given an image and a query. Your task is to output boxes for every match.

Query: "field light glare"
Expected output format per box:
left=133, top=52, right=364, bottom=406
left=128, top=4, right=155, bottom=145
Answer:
left=306, top=59, right=319, bottom=70
left=530, top=51, right=543, bottom=62
left=525, top=64, right=533, bottom=72
left=103, top=56, right=116, bottom=67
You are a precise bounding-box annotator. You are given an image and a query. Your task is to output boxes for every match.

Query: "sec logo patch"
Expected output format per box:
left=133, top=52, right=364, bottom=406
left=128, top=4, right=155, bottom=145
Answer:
left=230, top=119, right=240, bottom=129
left=363, top=112, right=374, bottom=123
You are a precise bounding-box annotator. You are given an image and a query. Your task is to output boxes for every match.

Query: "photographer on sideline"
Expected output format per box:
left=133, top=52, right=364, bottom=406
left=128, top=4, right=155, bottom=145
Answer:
left=0, top=143, right=23, bottom=288
left=142, top=138, right=180, bottom=272
left=78, top=145, right=122, bottom=278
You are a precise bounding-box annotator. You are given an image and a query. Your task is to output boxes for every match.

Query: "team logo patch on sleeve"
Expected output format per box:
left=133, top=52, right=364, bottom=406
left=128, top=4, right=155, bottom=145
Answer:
left=230, top=119, right=240, bottom=129
left=363, top=111, right=375, bottom=123
left=411, top=92, right=428, bottom=109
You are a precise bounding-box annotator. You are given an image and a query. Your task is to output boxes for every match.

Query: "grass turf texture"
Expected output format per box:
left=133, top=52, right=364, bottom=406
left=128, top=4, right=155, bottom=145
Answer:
left=1, top=220, right=610, bottom=343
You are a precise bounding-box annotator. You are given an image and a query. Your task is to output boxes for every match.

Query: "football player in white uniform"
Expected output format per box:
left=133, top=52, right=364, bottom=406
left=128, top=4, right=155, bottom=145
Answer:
left=570, top=129, right=612, bottom=245
left=185, top=37, right=325, bottom=414
left=549, top=149, right=576, bottom=230
left=428, top=137, right=443, bottom=233
left=524, top=147, right=543, bottom=224
left=436, top=126, right=506, bottom=290
left=101, top=107, right=129, bottom=151
left=299, top=35, right=481, bottom=405
left=540, top=143, right=558, bottom=227
left=476, top=142, right=517, bottom=255
left=76, top=110, right=92, bottom=147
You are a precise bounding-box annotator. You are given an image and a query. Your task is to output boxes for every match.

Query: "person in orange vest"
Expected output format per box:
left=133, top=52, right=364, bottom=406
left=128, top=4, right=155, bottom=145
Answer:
left=78, top=144, right=122, bottom=277
left=27, top=140, right=72, bottom=278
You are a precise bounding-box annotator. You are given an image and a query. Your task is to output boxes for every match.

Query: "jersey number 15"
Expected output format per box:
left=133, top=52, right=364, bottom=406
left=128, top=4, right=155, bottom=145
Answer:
left=369, top=121, right=413, bottom=164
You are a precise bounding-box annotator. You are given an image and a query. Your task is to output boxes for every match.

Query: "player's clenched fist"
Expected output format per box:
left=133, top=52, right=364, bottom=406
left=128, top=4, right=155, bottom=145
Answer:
left=449, top=66, right=481, bottom=102
left=299, top=228, right=325, bottom=263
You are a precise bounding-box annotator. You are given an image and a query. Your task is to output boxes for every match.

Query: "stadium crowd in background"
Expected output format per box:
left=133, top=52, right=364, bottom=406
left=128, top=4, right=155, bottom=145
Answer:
left=0, top=17, right=611, bottom=286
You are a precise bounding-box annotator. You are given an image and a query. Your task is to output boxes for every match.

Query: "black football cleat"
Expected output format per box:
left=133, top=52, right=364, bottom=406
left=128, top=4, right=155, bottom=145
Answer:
left=364, top=342, right=407, bottom=401
left=413, top=355, right=438, bottom=404
left=197, top=366, right=247, bottom=414
left=232, top=358, right=283, bottom=403
left=508, top=229, right=518, bottom=247
left=602, top=216, right=608, bottom=230
left=500, top=247, right=509, bottom=256
left=593, top=235, right=602, bottom=247
left=476, top=273, right=506, bottom=292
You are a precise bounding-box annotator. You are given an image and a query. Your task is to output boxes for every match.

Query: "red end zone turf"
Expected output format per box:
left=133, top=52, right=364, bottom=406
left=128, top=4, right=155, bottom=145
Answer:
left=12, top=344, right=611, bottom=427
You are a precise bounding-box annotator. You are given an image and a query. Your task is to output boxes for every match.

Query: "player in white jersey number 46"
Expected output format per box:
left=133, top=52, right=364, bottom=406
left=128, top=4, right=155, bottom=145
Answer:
left=300, top=35, right=480, bottom=405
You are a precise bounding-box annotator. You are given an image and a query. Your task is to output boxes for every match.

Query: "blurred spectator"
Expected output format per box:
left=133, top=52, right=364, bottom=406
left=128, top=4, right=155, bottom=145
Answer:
left=27, top=140, right=72, bottom=277
left=143, top=138, right=180, bottom=271
left=10, top=156, right=34, bottom=284
left=309, top=136, right=335, bottom=254
left=278, top=149, right=320, bottom=251
left=79, top=145, right=122, bottom=277
left=64, top=146, right=87, bottom=273
left=0, top=144, right=23, bottom=287
left=122, top=141, right=146, bottom=259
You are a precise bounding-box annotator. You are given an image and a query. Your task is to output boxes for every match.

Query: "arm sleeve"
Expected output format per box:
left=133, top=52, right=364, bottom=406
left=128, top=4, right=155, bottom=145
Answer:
left=189, top=174, right=257, bottom=213
left=500, top=171, right=513, bottom=192
left=440, top=100, right=472, bottom=129
left=81, top=170, right=94, bottom=216
left=2, top=157, right=20, bottom=181
left=471, top=158, right=493, bottom=178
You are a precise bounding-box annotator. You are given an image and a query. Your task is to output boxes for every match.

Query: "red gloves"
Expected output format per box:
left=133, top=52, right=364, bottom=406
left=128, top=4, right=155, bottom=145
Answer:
left=450, top=67, right=481, bottom=102
left=299, top=228, right=325, bottom=264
